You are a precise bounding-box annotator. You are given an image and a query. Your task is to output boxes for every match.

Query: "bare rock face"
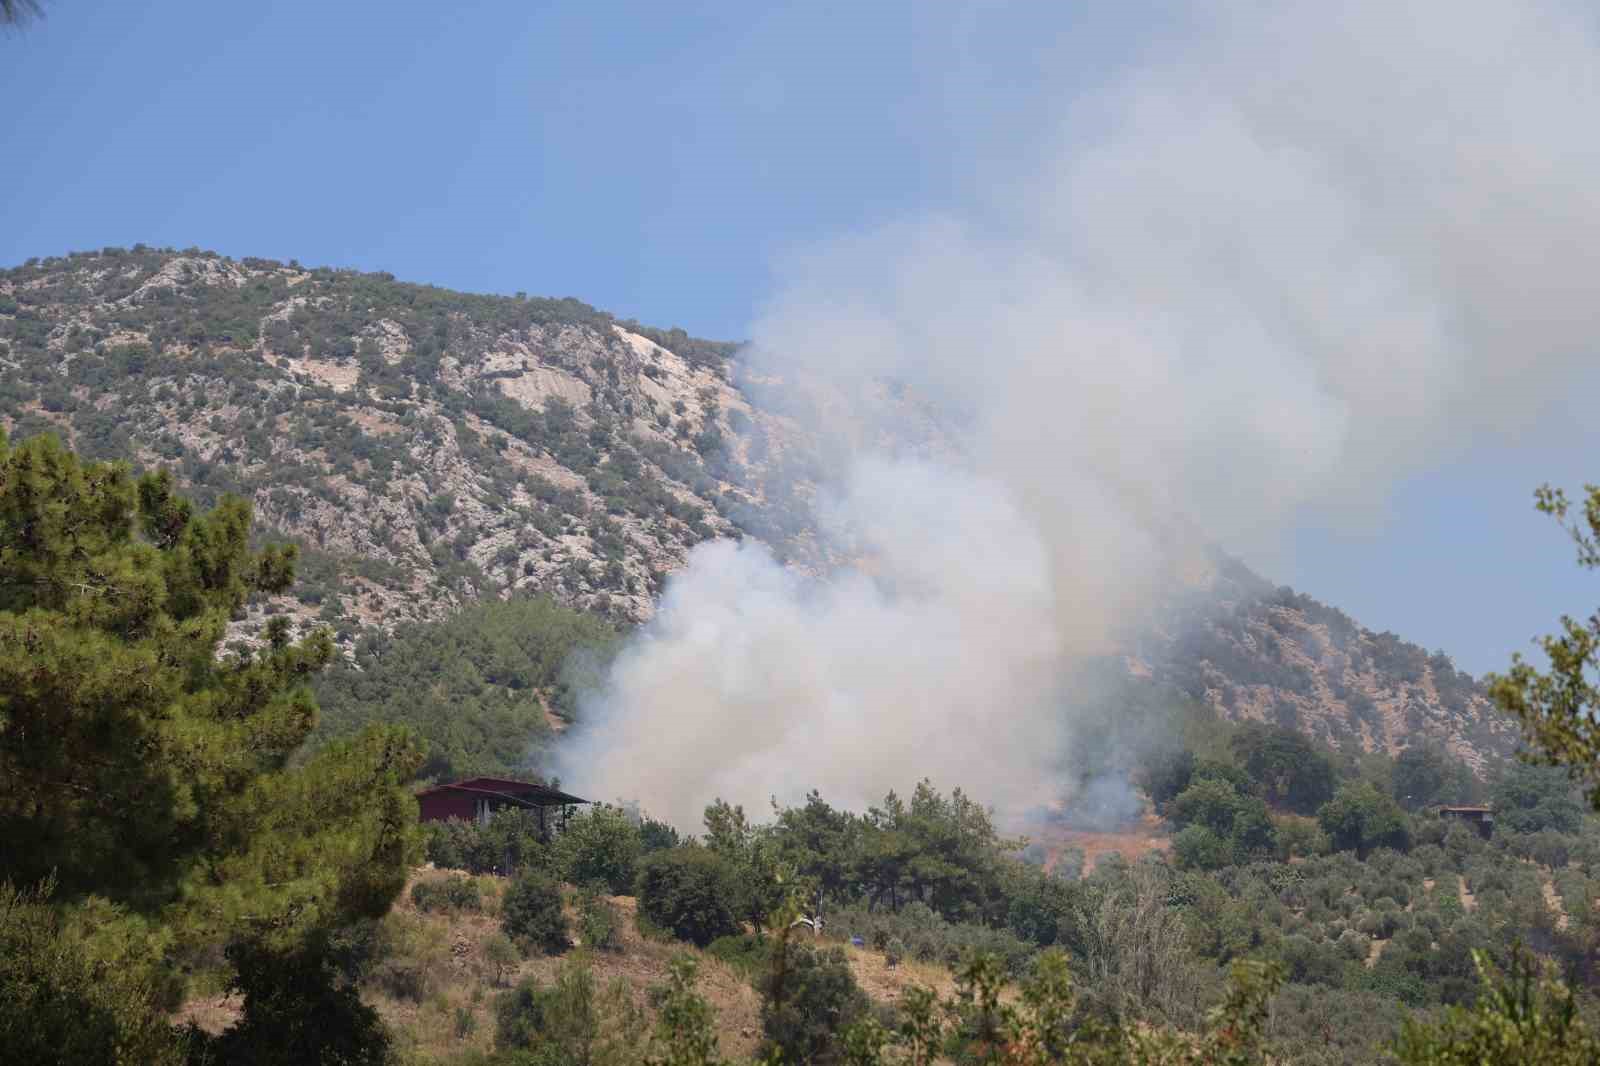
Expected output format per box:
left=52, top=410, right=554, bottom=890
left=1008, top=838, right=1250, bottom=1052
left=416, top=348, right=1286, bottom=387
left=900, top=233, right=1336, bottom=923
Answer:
left=0, top=246, right=1514, bottom=767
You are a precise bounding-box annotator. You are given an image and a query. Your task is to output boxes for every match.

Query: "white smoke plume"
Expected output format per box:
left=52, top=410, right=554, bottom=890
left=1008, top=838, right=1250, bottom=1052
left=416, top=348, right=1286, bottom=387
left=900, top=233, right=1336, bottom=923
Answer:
left=559, top=0, right=1600, bottom=830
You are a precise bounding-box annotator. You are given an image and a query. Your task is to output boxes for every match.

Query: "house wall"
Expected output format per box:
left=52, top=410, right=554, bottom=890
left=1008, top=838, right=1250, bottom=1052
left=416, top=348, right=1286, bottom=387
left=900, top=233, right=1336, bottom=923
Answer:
left=418, top=790, right=477, bottom=823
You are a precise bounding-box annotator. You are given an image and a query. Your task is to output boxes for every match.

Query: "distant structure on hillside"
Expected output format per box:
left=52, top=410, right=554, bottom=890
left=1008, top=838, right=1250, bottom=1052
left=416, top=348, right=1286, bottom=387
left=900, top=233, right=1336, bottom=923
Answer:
left=417, top=776, right=588, bottom=836
left=1438, top=805, right=1494, bottom=839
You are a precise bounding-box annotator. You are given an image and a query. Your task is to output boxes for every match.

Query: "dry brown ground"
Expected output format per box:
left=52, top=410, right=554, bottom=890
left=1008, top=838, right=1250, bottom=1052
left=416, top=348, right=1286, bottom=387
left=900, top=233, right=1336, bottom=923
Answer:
left=831, top=938, right=960, bottom=1002
left=1458, top=874, right=1477, bottom=913
left=1542, top=876, right=1570, bottom=932
left=179, top=867, right=981, bottom=1063
left=368, top=873, right=767, bottom=1063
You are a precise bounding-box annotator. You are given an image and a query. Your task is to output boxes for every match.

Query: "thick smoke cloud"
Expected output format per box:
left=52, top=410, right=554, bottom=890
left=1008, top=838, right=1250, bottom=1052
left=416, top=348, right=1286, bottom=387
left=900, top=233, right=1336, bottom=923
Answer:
left=559, top=0, right=1600, bottom=829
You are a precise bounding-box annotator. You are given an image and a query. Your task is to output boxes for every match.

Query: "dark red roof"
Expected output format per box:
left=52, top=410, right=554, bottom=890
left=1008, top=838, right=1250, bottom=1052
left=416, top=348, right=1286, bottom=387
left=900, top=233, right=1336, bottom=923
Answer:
left=416, top=776, right=588, bottom=806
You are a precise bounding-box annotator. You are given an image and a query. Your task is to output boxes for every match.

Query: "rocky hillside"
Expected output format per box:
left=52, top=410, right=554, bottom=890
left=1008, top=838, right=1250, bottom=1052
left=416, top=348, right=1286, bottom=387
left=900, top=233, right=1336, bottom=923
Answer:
left=1134, top=554, right=1517, bottom=773
left=0, top=246, right=833, bottom=637
left=0, top=246, right=1517, bottom=768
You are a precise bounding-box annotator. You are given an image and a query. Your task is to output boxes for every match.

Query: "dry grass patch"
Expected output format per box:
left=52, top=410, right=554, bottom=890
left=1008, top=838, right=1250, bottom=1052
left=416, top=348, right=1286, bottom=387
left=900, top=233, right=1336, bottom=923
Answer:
left=178, top=868, right=979, bottom=1063
left=834, top=938, right=961, bottom=1003
left=373, top=874, right=764, bottom=1062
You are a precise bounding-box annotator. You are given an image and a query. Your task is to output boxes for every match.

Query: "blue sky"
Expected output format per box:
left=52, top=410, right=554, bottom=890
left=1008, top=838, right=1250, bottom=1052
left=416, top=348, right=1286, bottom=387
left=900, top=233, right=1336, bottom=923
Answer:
left=2, top=1, right=1153, bottom=339
left=4, top=0, right=1596, bottom=676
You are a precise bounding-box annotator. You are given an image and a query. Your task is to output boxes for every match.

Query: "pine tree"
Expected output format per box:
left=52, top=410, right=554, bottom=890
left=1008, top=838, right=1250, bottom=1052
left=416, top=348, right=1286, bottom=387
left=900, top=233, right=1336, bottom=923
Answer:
left=0, top=432, right=422, bottom=1063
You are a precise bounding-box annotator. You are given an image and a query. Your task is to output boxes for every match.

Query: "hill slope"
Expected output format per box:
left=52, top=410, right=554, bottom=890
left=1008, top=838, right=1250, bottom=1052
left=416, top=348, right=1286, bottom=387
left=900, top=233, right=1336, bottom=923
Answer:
left=0, top=246, right=830, bottom=630
left=0, top=246, right=1516, bottom=768
left=1135, top=556, right=1516, bottom=771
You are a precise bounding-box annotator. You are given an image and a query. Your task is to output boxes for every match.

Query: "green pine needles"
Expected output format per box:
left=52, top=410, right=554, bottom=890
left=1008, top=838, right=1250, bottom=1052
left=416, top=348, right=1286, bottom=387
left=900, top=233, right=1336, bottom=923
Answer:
left=0, top=432, right=423, bottom=1063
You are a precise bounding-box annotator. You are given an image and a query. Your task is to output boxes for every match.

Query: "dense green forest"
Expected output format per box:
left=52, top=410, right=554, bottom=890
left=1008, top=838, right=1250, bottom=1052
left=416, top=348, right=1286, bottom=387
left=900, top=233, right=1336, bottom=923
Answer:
left=308, top=597, right=619, bottom=782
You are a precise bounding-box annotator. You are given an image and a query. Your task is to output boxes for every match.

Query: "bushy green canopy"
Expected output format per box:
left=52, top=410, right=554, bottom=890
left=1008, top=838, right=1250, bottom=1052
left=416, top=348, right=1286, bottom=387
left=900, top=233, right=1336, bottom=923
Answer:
left=0, top=432, right=419, bottom=940
left=0, top=432, right=422, bottom=1062
left=1318, top=781, right=1411, bottom=858
left=311, top=596, right=617, bottom=781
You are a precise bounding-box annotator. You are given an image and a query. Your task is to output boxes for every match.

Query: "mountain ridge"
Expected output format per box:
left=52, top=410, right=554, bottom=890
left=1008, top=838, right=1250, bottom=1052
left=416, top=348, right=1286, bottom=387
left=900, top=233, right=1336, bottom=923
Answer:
left=0, top=245, right=1517, bottom=770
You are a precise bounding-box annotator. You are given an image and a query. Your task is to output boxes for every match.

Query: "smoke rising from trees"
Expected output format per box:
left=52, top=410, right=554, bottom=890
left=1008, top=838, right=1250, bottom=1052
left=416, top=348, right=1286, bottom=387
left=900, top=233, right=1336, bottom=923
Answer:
left=560, top=0, right=1600, bottom=829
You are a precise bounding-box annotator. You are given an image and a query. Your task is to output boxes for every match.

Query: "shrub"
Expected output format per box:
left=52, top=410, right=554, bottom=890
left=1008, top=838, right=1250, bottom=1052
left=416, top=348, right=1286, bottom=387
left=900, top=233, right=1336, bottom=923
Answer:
left=1170, top=777, right=1246, bottom=837
left=1335, top=928, right=1372, bottom=961
left=1274, top=933, right=1345, bottom=986
left=639, top=817, right=682, bottom=853
left=758, top=942, right=869, bottom=1066
left=502, top=872, right=568, bottom=956
left=1394, top=948, right=1600, bottom=1062
left=1000, top=862, right=1081, bottom=946
left=1267, top=985, right=1406, bottom=1065
left=1275, top=815, right=1331, bottom=860
left=0, top=882, right=187, bottom=1066
left=423, top=810, right=554, bottom=876
left=576, top=886, right=620, bottom=952
left=1360, top=954, right=1431, bottom=1007
left=410, top=874, right=482, bottom=914
left=484, top=933, right=519, bottom=987
left=1443, top=823, right=1492, bottom=866
left=205, top=939, right=397, bottom=1066
left=1490, top=763, right=1585, bottom=835
left=646, top=956, right=725, bottom=1065
left=1530, top=830, right=1574, bottom=869
left=555, top=805, right=643, bottom=895
left=368, top=954, right=433, bottom=1003
left=705, top=934, right=773, bottom=976
left=1569, top=835, right=1600, bottom=874
left=494, top=959, right=647, bottom=1064
left=1318, top=782, right=1412, bottom=857
left=1173, top=825, right=1232, bottom=871
left=830, top=901, right=1035, bottom=977
left=1412, top=817, right=1449, bottom=849
left=495, top=963, right=598, bottom=1057
left=635, top=847, right=742, bottom=947
left=1411, top=843, right=1449, bottom=877
left=364, top=912, right=452, bottom=1003
left=1355, top=908, right=1401, bottom=940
